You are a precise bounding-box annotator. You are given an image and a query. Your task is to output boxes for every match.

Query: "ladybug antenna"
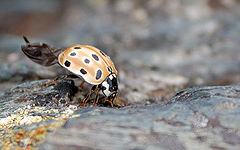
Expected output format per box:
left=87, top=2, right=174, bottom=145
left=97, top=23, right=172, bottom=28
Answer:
left=23, top=36, right=30, bottom=45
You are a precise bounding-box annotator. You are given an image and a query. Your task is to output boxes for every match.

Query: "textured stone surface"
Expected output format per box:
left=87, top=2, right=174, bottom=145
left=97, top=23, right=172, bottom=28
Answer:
left=41, top=86, right=240, bottom=150
left=0, top=79, right=77, bottom=109
left=0, top=79, right=79, bottom=149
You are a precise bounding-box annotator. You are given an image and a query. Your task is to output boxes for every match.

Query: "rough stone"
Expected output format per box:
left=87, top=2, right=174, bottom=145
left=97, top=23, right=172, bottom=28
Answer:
left=41, top=86, right=240, bottom=150
left=0, top=79, right=79, bottom=149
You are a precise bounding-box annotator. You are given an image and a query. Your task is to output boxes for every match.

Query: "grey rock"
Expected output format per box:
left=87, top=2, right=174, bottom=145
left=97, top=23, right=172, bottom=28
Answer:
left=41, top=86, right=240, bottom=150
left=0, top=79, right=77, bottom=117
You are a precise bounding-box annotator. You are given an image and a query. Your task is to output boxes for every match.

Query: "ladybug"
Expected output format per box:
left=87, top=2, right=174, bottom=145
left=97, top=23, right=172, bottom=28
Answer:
left=21, top=36, right=126, bottom=107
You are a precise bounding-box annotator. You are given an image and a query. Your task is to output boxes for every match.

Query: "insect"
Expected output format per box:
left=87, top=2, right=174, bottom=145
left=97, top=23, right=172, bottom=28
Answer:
left=21, top=36, right=126, bottom=107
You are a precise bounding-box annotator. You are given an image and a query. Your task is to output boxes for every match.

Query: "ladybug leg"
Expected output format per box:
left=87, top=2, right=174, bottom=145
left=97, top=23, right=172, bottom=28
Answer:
left=109, top=98, right=114, bottom=107
left=103, top=97, right=108, bottom=103
left=103, top=97, right=113, bottom=107
left=79, top=93, right=91, bottom=108
left=114, top=96, right=121, bottom=107
left=93, top=90, right=99, bottom=106
left=44, top=74, right=78, bottom=86
left=78, top=81, right=85, bottom=90
left=44, top=76, right=62, bottom=86
left=44, top=78, right=59, bottom=86
left=79, top=85, right=97, bottom=108
left=105, top=97, right=114, bottom=107
left=117, top=97, right=127, bottom=106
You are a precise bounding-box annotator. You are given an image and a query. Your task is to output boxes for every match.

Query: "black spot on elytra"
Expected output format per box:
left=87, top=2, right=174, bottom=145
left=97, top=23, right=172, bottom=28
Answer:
left=80, top=68, right=87, bottom=74
left=74, top=47, right=81, bottom=49
left=96, top=69, right=102, bottom=80
left=70, top=52, right=76, bottom=56
left=92, top=54, right=99, bottom=61
left=84, top=58, right=90, bottom=64
left=64, top=60, right=71, bottom=67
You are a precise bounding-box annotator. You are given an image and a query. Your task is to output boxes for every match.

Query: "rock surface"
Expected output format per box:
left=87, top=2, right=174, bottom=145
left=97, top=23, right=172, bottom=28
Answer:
left=0, top=79, right=78, bottom=149
left=40, top=86, right=240, bottom=150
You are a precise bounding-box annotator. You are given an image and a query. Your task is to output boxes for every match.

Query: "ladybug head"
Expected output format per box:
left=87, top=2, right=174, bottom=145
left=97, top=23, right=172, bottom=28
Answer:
left=100, top=73, right=118, bottom=99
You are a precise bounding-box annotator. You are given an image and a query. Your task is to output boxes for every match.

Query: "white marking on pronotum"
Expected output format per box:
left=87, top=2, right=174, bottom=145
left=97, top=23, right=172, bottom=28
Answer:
left=102, top=81, right=110, bottom=96
left=109, top=74, right=113, bottom=80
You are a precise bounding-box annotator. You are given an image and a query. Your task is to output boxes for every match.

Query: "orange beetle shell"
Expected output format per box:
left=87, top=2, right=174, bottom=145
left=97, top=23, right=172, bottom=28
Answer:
left=58, top=45, right=117, bottom=85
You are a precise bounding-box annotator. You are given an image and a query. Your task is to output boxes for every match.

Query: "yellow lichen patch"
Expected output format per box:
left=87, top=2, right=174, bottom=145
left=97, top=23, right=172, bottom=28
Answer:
left=0, top=105, right=78, bottom=149
left=72, top=114, right=81, bottom=118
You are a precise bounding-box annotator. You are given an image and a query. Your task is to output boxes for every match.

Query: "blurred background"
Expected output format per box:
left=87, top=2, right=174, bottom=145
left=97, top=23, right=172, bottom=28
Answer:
left=0, top=0, right=240, bottom=99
